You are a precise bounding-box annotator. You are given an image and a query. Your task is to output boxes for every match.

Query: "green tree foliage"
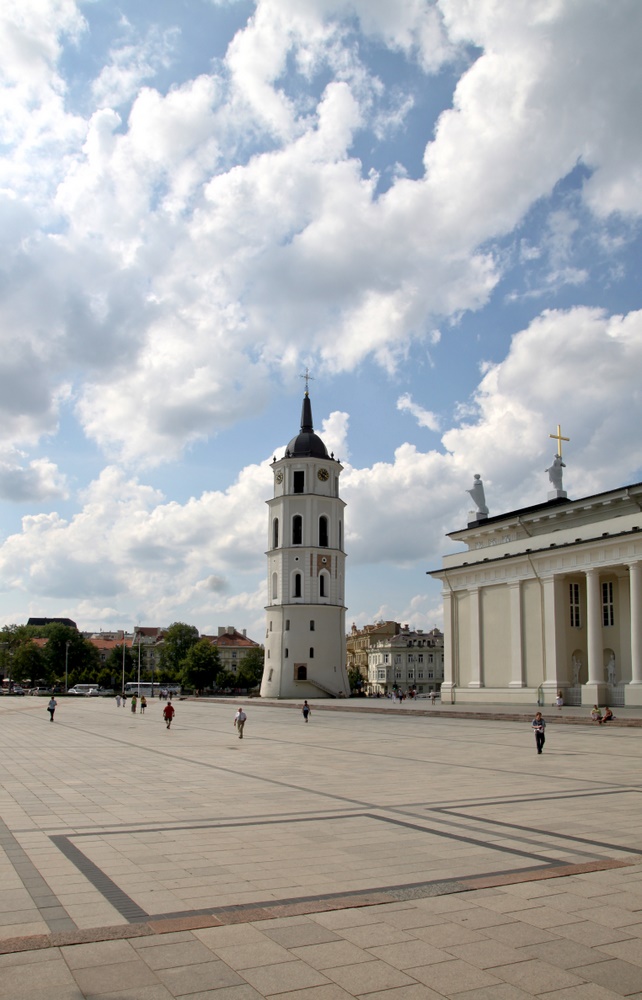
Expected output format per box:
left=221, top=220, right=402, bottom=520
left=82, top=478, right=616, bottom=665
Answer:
left=158, top=622, right=199, bottom=677
left=40, top=624, right=101, bottom=686
left=181, top=639, right=220, bottom=691
left=11, top=641, right=46, bottom=684
left=348, top=665, right=364, bottom=692
left=235, top=647, right=265, bottom=691
left=216, top=669, right=237, bottom=690
left=105, top=644, right=135, bottom=689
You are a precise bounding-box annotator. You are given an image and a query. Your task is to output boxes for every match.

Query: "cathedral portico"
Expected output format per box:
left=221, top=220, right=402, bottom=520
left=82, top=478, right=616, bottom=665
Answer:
left=430, top=470, right=642, bottom=707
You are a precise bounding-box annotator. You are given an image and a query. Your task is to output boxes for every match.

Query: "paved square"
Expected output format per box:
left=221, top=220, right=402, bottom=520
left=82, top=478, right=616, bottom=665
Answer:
left=1, top=696, right=642, bottom=998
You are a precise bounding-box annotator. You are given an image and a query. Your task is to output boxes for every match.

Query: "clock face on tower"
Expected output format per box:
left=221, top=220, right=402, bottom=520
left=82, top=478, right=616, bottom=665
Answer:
left=317, top=468, right=329, bottom=481
left=275, top=471, right=283, bottom=484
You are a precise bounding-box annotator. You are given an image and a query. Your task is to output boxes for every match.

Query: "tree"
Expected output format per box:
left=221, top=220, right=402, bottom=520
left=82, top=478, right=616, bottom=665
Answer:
left=216, top=669, right=237, bottom=690
left=158, top=622, right=199, bottom=676
left=41, top=624, right=100, bottom=686
left=11, top=642, right=45, bottom=685
left=105, top=644, right=135, bottom=689
left=181, top=639, right=220, bottom=691
left=236, top=647, right=265, bottom=691
left=348, top=665, right=364, bottom=693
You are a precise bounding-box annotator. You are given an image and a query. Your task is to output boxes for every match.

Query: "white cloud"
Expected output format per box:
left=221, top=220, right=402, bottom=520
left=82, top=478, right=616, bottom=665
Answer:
left=396, top=393, right=440, bottom=432
left=0, top=455, right=68, bottom=503
left=1, top=304, right=641, bottom=631
left=92, top=26, right=180, bottom=109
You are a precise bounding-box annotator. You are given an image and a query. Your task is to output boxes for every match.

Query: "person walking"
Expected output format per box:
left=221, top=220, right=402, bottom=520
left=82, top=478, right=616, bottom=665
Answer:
left=47, top=696, right=57, bottom=722
left=532, top=711, right=546, bottom=754
left=131, top=694, right=137, bottom=714
left=116, top=694, right=121, bottom=707
left=302, top=700, right=311, bottom=723
left=163, top=701, right=175, bottom=729
left=234, top=707, right=247, bottom=739
left=140, top=695, right=147, bottom=714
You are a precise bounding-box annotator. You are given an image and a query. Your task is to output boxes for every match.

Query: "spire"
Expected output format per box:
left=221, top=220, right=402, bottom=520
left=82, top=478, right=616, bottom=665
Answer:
left=285, top=381, right=329, bottom=459
left=300, top=392, right=314, bottom=434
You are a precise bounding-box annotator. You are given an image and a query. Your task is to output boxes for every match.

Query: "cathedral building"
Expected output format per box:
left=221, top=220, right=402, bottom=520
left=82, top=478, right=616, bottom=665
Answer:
left=260, top=388, right=349, bottom=698
left=429, top=466, right=642, bottom=708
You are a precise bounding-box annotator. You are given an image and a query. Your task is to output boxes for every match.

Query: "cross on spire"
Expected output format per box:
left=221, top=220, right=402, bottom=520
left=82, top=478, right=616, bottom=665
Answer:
left=549, top=423, right=570, bottom=457
left=300, top=367, right=315, bottom=396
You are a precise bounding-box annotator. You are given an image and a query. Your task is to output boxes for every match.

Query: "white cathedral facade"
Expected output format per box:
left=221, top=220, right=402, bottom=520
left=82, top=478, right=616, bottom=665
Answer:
left=430, top=469, right=642, bottom=708
left=260, top=390, right=350, bottom=699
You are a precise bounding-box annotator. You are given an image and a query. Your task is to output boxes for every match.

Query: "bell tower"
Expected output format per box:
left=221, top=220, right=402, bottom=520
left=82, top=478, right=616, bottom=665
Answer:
left=261, top=387, right=349, bottom=698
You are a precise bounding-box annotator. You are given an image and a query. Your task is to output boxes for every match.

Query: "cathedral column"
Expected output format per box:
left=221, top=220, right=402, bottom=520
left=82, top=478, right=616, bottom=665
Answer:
left=583, top=568, right=606, bottom=705
left=508, top=582, right=524, bottom=687
left=629, top=562, right=642, bottom=685
left=440, top=589, right=455, bottom=703
left=586, top=569, right=602, bottom=684
left=468, top=587, right=483, bottom=687
left=540, top=576, right=561, bottom=691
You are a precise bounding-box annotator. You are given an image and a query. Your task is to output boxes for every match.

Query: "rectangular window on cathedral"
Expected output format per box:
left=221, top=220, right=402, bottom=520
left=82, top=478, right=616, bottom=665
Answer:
left=310, top=620, right=315, bottom=631
left=293, top=471, right=304, bottom=493
left=602, top=581, right=614, bottom=626
left=569, top=583, right=581, bottom=627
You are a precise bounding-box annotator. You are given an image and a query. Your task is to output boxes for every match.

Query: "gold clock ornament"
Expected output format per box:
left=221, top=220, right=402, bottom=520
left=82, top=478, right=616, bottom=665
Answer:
left=275, top=471, right=284, bottom=484
left=317, top=468, right=329, bottom=481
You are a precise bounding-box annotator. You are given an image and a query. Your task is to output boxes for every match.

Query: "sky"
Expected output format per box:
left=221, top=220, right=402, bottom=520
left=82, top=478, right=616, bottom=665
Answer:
left=2, top=0, right=642, bottom=642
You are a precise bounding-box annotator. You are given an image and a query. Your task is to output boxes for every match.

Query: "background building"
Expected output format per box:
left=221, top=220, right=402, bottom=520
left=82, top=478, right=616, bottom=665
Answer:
left=346, top=621, right=400, bottom=686
left=368, top=626, right=444, bottom=696
left=204, top=626, right=261, bottom=677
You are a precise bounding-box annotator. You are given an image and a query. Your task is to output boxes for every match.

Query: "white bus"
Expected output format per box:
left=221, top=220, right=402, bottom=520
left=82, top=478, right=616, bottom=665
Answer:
left=123, top=682, right=180, bottom=698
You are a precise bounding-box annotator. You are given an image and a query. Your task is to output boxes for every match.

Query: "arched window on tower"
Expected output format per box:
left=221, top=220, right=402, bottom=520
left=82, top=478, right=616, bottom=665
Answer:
left=319, top=515, right=328, bottom=547
left=273, top=517, right=279, bottom=548
left=319, top=572, right=330, bottom=599
left=339, top=521, right=342, bottom=549
left=292, top=515, right=302, bottom=545
left=296, top=665, right=307, bottom=680
left=272, top=572, right=278, bottom=600
left=293, top=573, right=302, bottom=598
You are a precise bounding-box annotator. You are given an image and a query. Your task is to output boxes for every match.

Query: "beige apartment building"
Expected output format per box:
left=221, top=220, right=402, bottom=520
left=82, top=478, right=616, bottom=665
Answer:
left=367, top=626, right=444, bottom=696
left=346, top=621, right=400, bottom=684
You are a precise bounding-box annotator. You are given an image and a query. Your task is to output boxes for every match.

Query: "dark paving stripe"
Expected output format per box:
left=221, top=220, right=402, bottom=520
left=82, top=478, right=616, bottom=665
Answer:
left=0, top=818, right=76, bottom=933
left=0, top=855, right=633, bottom=956
left=435, top=801, right=642, bottom=856
left=50, top=835, right=148, bottom=922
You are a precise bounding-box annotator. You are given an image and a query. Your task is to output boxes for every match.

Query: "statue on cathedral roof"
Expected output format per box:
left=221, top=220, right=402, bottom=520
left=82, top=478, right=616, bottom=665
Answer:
left=546, top=453, right=566, bottom=492
left=467, top=474, right=489, bottom=519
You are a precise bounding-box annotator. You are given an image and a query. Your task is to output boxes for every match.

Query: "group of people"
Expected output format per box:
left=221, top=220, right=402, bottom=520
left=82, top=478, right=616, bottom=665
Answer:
left=533, top=702, right=617, bottom=752
left=591, top=705, right=615, bottom=724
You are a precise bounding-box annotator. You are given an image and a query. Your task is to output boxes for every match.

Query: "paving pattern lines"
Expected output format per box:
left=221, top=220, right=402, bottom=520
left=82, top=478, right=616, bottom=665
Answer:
left=0, top=699, right=641, bottom=943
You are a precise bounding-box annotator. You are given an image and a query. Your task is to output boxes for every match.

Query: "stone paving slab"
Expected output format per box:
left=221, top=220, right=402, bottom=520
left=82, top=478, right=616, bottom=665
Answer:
left=1, top=696, right=642, bottom=998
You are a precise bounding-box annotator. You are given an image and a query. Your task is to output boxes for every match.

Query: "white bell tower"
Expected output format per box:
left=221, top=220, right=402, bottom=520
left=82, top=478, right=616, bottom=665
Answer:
left=261, top=387, right=349, bottom=699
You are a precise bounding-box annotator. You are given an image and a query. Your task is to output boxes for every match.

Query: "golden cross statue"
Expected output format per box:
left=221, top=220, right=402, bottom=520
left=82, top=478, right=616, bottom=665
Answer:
left=300, top=367, right=315, bottom=394
left=549, top=423, right=570, bottom=457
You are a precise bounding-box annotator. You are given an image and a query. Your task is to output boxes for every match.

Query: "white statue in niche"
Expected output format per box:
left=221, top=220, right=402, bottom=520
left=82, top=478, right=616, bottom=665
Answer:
left=572, top=655, right=581, bottom=685
left=606, top=653, right=616, bottom=686
left=467, top=474, right=489, bottom=516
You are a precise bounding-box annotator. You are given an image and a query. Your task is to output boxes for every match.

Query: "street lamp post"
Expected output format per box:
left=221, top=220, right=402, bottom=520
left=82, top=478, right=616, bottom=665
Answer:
left=121, top=634, right=126, bottom=698
left=65, top=640, right=70, bottom=693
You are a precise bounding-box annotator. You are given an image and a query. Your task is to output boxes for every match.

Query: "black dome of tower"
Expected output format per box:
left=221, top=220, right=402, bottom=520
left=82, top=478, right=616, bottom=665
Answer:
left=286, top=392, right=329, bottom=459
